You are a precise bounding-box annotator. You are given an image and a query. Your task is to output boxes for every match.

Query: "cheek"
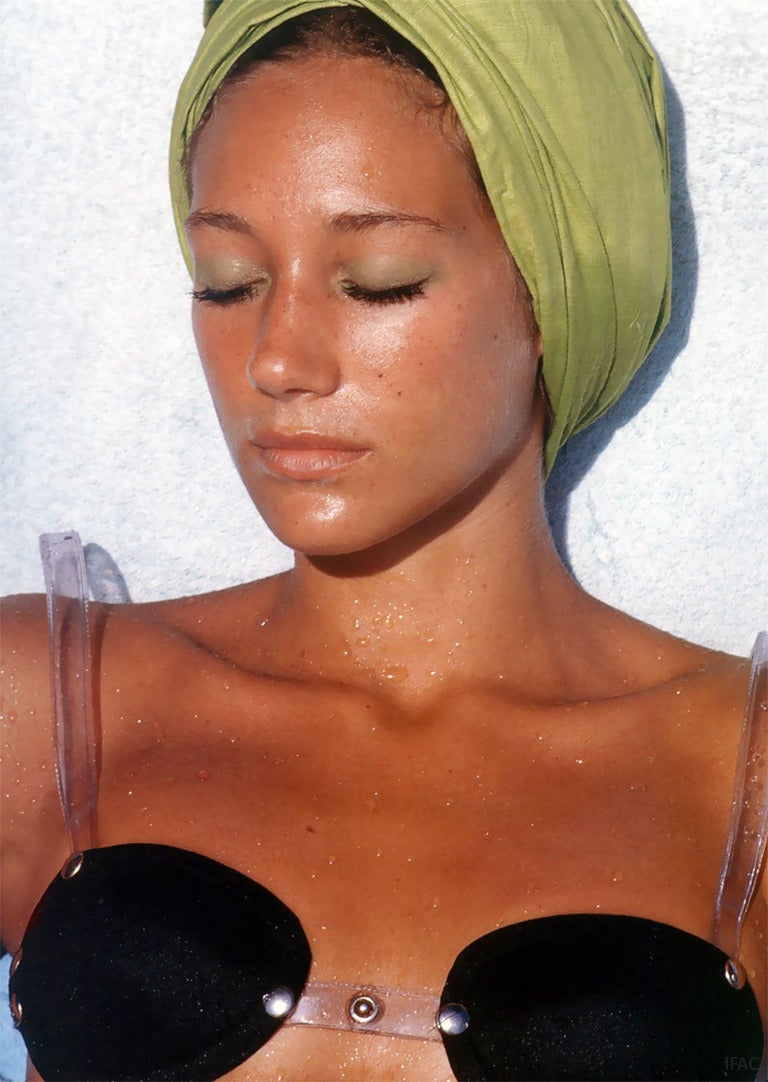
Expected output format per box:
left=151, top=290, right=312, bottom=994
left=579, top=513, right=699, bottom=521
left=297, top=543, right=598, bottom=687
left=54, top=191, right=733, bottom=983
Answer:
left=344, top=295, right=535, bottom=455
left=192, top=309, right=249, bottom=414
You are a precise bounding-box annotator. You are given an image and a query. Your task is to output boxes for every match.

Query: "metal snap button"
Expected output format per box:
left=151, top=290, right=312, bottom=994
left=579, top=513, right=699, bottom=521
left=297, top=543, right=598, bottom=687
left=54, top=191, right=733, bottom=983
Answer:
left=9, top=949, right=22, bottom=978
left=9, top=993, right=22, bottom=1027
left=263, top=986, right=296, bottom=1019
left=347, top=992, right=381, bottom=1025
left=436, top=1002, right=470, bottom=1036
left=60, top=852, right=85, bottom=880
left=724, top=957, right=746, bottom=990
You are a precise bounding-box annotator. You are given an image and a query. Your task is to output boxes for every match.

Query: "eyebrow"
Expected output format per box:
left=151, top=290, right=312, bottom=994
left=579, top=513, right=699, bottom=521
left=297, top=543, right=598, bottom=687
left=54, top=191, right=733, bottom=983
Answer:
left=185, top=209, right=254, bottom=236
left=185, top=207, right=452, bottom=236
left=330, top=210, right=452, bottom=234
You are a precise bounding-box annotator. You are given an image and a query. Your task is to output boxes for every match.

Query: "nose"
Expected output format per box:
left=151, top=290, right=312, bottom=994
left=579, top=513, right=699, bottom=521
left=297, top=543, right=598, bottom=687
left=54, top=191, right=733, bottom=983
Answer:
left=245, top=283, right=340, bottom=401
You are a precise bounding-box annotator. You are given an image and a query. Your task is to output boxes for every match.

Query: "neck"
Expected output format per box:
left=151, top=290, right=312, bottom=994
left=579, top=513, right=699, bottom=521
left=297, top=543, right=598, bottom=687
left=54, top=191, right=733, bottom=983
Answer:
left=266, top=436, right=595, bottom=706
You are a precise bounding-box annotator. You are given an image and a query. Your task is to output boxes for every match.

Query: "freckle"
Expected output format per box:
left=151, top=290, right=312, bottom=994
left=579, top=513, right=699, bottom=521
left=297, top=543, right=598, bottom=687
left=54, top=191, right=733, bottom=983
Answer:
left=305, top=824, right=315, bottom=833
left=197, top=769, right=211, bottom=782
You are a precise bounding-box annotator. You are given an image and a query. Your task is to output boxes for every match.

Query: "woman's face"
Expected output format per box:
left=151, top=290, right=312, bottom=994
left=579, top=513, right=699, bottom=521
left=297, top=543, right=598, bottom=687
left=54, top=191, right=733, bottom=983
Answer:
left=188, top=53, right=541, bottom=557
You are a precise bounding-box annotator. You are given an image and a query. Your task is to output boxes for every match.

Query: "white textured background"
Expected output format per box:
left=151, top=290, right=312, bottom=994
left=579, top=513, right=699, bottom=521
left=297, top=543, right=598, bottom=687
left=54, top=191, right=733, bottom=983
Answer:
left=0, top=3, right=766, bottom=1077
left=1, top=0, right=767, bottom=655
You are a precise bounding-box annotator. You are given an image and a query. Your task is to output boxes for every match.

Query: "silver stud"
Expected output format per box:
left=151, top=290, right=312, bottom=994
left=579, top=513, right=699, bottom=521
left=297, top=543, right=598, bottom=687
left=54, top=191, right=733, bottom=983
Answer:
left=347, top=992, right=381, bottom=1025
left=263, top=986, right=296, bottom=1019
left=60, top=852, right=84, bottom=880
left=436, top=1003, right=470, bottom=1036
left=724, top=957, right=746, bottom=990
left=9, top=993, right=22, bottom=1028
left=9, top=949, right=22, bottom=978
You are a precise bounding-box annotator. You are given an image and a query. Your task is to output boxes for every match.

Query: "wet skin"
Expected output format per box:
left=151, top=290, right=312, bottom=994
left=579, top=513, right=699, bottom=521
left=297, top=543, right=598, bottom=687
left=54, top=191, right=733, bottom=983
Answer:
left=187, top=54, right=542, bottom=560
left=1, top=54, right=765, bottom=1082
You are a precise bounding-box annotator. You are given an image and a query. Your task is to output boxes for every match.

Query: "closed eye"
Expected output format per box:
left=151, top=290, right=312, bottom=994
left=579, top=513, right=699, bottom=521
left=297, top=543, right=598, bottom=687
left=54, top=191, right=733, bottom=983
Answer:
left=191, top=282, right=265, bottom=306
left=341, top=279, right=428, bottom=306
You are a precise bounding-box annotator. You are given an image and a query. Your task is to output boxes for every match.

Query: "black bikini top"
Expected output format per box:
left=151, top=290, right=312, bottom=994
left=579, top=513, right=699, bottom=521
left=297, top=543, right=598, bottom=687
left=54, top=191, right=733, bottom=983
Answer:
left=8, top=533, right=768, bottom=1081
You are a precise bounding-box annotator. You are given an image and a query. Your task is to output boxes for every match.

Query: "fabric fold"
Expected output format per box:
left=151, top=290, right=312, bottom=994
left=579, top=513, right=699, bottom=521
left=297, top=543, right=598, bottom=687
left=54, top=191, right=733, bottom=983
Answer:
left=170, top=0, right=671, bottom=470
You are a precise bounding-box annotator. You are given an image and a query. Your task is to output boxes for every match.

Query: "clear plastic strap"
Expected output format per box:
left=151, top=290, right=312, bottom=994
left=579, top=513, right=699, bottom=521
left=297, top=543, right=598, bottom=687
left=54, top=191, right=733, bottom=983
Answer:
left=284, top=981, right=443, bottom=1041
left=40, top=532, right=99, bottom=854
left=712, top=632, right=768, bottom=971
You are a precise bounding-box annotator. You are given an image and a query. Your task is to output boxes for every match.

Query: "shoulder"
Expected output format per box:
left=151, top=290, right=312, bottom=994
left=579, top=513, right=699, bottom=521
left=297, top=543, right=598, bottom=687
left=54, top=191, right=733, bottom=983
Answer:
left=1, top=593, right=52, bottom=754
left=615, top=616, right=755, bottom=792
left=1, top=595, right=64, bottom=948
left=587, top=599, right=753, bottom=718
left=654, top=635, right=767, bottom=907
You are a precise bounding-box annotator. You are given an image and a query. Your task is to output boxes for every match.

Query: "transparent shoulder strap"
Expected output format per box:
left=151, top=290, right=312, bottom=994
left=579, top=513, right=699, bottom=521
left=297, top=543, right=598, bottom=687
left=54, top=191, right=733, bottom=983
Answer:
left=712, top=632, right=768, bottom=987
left=40, top=531, right=99, bottom=854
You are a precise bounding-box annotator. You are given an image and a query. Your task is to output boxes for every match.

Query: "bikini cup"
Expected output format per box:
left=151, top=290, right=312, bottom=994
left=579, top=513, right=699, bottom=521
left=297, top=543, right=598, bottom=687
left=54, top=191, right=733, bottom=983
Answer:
left=7, top=534, right=767, bottom=1081
left=11, top=843, right=765, bottom=1082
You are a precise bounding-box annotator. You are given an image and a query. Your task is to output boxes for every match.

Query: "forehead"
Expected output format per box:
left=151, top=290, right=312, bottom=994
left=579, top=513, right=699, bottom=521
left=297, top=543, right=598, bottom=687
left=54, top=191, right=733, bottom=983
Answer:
left=189, top=53, right=484, bottom=223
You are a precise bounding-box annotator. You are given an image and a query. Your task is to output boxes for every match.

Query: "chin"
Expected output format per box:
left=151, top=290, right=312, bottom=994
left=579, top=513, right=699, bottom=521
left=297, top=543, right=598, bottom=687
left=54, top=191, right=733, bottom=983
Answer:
left=268, top=520, right=392, bottom=560
left=252, top=493, right=424, bottom=564
left=252, top=497, right=377, bottom=558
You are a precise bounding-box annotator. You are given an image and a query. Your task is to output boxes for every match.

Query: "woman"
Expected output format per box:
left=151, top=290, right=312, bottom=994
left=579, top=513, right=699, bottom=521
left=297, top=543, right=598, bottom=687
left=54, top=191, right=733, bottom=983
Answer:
left=1, top=2, right=765, bottom=1080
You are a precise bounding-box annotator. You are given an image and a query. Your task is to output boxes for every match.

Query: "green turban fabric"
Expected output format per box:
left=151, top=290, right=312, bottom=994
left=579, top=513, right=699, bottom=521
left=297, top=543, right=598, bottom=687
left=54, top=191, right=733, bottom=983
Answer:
left=170, top=0, right=671, bottom=472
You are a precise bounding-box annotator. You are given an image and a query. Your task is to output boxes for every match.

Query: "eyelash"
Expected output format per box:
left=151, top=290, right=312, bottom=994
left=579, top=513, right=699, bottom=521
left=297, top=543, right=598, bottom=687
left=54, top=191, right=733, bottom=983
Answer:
left=191, top=283, right=260, bottom=307
left=191, top=279, right=428, bottom=308
left=341, top=279, right=428, bottom=306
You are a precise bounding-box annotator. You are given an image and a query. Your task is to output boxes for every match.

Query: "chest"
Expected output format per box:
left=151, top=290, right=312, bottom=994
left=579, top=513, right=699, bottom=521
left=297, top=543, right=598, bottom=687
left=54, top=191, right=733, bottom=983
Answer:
left=9, top=668, right=765, bottom=1082
left=91, top=673, right=731, bottom=985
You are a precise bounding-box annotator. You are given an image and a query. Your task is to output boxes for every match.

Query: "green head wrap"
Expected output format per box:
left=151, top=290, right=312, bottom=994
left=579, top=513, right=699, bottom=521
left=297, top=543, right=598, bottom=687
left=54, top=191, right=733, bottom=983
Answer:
left=170, top=0, right=671, bottom=472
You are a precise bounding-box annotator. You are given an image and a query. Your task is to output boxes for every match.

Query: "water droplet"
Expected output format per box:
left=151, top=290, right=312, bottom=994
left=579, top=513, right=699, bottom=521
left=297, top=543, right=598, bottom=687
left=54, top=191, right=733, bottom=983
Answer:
left=611, top=870, right=624, bottom=883
left=197, top=769, right=210, bottom=782
left=382, top=665, right=408, bottom=683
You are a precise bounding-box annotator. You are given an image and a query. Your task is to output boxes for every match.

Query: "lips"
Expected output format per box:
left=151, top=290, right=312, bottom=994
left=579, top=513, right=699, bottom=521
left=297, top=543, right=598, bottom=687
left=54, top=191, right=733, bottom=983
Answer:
left=249, top=430, right=370, bottom=480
